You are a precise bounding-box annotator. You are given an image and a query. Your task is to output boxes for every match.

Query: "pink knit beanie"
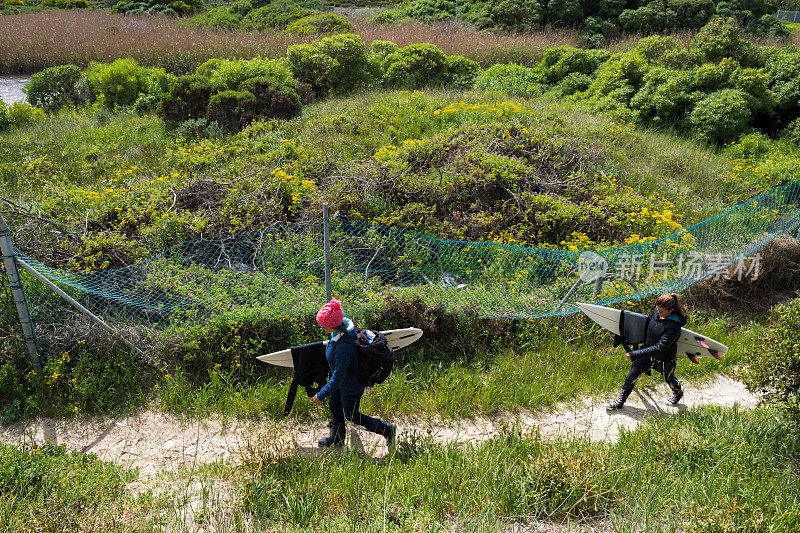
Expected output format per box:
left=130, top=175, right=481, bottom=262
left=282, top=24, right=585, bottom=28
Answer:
left=316, top=298, right=344, bottom=328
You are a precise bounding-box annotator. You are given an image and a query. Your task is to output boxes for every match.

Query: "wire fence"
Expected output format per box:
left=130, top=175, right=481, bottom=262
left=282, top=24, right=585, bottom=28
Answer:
left=2, top=179, right=800, bottom=365
left=776, top=10, right=800, bottom=23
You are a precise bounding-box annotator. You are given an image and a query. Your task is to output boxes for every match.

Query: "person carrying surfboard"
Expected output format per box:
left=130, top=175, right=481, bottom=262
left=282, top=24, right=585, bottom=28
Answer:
left=607, top=293, right=687, bottom=409
left=311, top=298, right=397, bottom=447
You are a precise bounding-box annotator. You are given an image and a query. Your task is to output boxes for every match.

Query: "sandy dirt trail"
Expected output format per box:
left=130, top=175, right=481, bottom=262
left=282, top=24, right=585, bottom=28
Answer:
left=0, top=374, right=757, bottom=477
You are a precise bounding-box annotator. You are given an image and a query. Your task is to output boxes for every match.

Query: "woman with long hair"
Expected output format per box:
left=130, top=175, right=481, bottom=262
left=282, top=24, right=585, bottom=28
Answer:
left=607, top=293, right=687, bottom=409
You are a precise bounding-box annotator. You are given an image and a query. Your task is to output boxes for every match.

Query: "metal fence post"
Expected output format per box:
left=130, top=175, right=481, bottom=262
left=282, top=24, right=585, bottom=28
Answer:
left=323, top=203, right=332, bottom=301
left=0, top=213, right=41, bottom=372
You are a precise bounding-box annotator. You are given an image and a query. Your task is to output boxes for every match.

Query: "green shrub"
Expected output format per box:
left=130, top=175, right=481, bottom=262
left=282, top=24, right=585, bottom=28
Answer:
left=175, top=118, right=223, bottom=140
left=196, top=58, right=223, bottom=78
left=546, top=0, right=583, bottom=26
left=444, top=55, right=481, bottom=89
left=132, top=94, right=161, bottom=115
left=5, top=102, right=46, bottom=129
left=629, top=67, right=700, bottom=131
left=208, top=57, right=297, bottom=91
left=405, top=0, right=466, bottom=22
left=632, top=35, right=692, bottom=68
left=537, top=46, right=611, bottom=85
left=83, top=59, right=168, bottom=109
left=287, top=44, right=340, bottom=94
left=619, top=7, right=659, bottom=34
left=572, top=51, right=649, bottom=119
left=112, top=0, right=200, bottom=15
left=288, top=33, right=371, bottom=95
left=41, top=0, right=89, bottom=7
left=473, top=63, right=544, bottom=98
left=188, top=1, right=253, bottom=29
left=285, top=13, right=355, bottom=35
left=4, top=0, right=23, bottom=5
left=765, top=46, right=800, bottom=119
left=689, top=88, right=751, bottom=143
left=689, top=17, right=756, bottom=65
left=672, top=0, right=715, bottom=28
left=466, top=0, right=545, bottom=30
left=158, top=74, right=225, bottom=125
left=241, top=0, right=317, bottom=30
left=24, top=64, right=83, bottom=113
left=0, top=102, right=10, bottom=132
left=207, top=90, right=258, bottom=134
left=743, top=296, right=800, bottom=421
left=783, top=118, right=800, bottom=145
left=382, top=43, right=449, bottom=88
left=240, top=76, right=302, bottom=118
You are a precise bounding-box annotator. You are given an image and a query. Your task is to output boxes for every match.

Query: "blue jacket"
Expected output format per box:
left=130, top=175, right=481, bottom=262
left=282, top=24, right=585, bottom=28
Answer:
left=316, top=318, right=365, bottom=400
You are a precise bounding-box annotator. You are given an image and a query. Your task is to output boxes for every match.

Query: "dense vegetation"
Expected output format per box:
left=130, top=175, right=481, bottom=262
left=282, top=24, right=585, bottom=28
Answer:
left=1, top=9, right=800, bottom=531
left=375, top=0, right=791, bottom=44
left=1, top=18, right=799, bottom=422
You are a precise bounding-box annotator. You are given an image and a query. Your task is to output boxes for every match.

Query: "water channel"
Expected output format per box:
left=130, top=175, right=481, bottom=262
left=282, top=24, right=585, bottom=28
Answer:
left=0, top=76, right=30, bottom=104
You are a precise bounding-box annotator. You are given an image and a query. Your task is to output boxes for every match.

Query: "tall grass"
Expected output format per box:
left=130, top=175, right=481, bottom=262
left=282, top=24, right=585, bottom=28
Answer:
left=234, top=405, right=800, bottom=531
left=0, top=11, right=580, bottom=74
left=0, top=11, right=300, bottom=74
left=3, top=406, right=795, bottom=531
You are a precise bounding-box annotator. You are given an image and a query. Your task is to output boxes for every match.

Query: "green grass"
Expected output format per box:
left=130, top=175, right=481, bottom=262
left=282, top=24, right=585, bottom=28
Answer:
left=0, top=442, right=140, bottom=532
left=4, top=405, right=796, bottom=531
left=232, top=405, right=800, bottom=531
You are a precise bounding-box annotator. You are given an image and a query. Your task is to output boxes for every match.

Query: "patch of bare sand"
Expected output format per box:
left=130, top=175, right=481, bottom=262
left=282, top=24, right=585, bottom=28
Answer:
left=0, top=374, right=757, bottom=477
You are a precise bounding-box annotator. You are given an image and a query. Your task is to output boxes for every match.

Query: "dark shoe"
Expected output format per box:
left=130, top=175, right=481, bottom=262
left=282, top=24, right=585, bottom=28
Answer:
left=317, top=425, right=345, bottom=448
left=607, top=397, right=625, bottom=410
left=384, top=422, right=396, bottom=446
left=607, top=388, right=631, bottom=410
left=666, top=389, right=683, bottom=405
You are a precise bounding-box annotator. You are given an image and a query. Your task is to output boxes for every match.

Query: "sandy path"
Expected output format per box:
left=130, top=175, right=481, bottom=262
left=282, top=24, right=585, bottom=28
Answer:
left=0, top=374, right=757, bottom=477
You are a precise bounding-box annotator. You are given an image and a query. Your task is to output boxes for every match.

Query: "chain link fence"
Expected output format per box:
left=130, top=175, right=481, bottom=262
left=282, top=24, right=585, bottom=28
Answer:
left=1, top=179, right=800, bottom=368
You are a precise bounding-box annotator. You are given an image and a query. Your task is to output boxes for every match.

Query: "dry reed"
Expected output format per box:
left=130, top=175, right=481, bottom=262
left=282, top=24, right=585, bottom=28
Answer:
left=0, top=11, right=302, bottom=73
left=0, top=10, right=582, bottom=73
left=1, top=10, right=794, bottom=74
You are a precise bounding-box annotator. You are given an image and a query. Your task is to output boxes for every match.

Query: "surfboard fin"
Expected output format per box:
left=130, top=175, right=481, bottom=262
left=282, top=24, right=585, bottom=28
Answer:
left=695, top=336, right=710, bottom=349
left=687, top=354, right=699, bottom=364
left=709, top=349, right=721, bottom=360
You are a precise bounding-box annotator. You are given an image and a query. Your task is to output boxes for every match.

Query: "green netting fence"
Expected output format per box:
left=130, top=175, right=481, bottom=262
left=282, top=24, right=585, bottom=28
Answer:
left=2, top=179, right=800, bottom=366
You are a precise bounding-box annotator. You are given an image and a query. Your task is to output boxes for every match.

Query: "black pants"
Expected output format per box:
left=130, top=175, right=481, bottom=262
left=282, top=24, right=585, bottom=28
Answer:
left=622, top=357, right=681, bottom=394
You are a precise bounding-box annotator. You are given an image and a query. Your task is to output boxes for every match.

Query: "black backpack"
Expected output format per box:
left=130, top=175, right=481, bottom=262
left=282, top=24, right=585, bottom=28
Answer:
left=337, top=328, right=394, bottom=387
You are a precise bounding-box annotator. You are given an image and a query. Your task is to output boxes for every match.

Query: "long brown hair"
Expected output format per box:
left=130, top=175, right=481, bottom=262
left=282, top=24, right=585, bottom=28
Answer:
left=656, top=293, right=685, bottom=318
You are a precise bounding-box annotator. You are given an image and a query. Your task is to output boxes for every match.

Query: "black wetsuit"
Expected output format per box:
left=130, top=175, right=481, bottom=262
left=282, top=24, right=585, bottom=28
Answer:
left=620, top=308, right=686, bottom=396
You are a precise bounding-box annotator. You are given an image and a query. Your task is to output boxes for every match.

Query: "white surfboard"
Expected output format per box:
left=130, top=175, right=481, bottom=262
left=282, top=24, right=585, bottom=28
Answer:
left=576, top=302, right=727, bottom=364
left=256, top=327, right=424, bottom=368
